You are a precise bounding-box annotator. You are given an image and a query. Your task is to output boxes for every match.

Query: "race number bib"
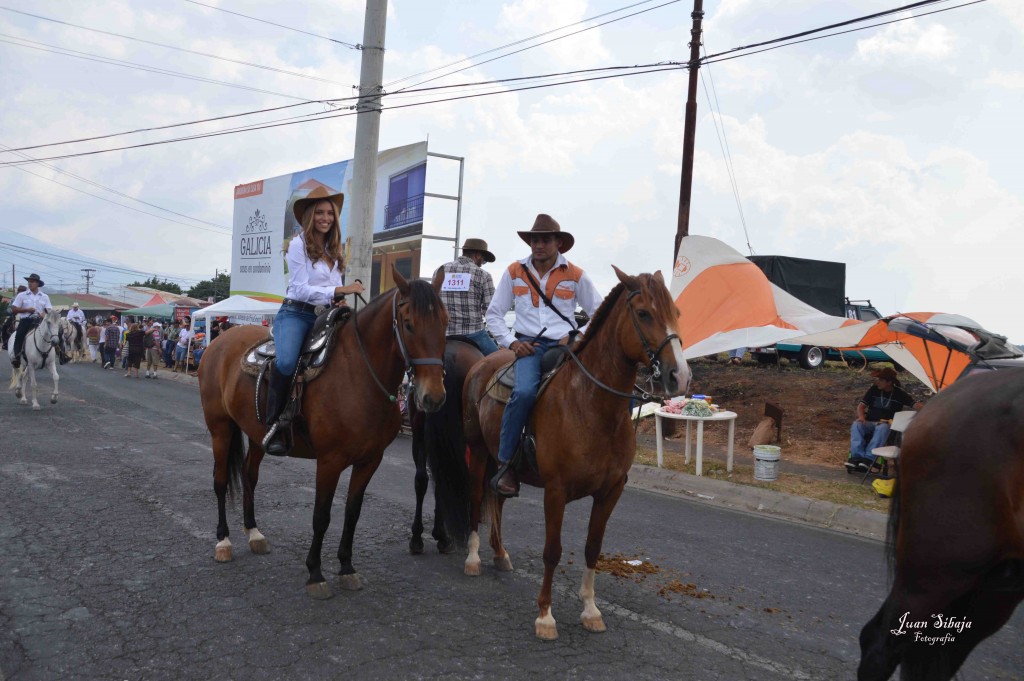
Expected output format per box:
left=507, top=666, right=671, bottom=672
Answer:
left=441, top=272, right=471, bottom=292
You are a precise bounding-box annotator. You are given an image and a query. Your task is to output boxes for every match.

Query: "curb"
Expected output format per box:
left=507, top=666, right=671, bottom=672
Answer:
left=626, top=464, right=888, bottom=542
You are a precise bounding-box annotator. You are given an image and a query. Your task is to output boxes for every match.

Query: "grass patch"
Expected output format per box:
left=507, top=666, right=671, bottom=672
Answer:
left=634, top=446, right=890, bottom=513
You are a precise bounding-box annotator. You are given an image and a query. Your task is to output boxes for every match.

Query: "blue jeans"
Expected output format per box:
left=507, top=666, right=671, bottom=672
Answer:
left=850, top=420, right=891, bottom=460
left=272, top=304, right=316, bottom=376
left=498, top=338, right=558, bottom=464
left=459, top=329, right=499, bottom=356
left=193, top=346, right=205, bottom=366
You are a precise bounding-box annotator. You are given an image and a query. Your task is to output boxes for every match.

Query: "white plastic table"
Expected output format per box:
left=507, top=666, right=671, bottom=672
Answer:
left=654, top=409, right=739, bottom=476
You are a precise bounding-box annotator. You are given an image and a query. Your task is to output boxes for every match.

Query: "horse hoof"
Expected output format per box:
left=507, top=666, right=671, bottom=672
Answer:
left=409, top=536, right=424, bottom=555
left=15, top=390, right=22, bottom=399
left=436, top=538, right=456, bottom=555
left=50, top=396, right=57, bottom=404
left=535, top=620, right=559, bottom=641
left=244, top=528, right=269, bottom=554
left=306, top=581, right=334, bottom=600
left=493, top=554, right=514, bottom=572
left=338, top=573, right=363, bottom=591
left=32, top=404, right=40, bottom=411
left=214, top=539, right=233, bottom=562
left=581, top=615, right=607, bottom=633
left=464, top=560, right=481, bottom=576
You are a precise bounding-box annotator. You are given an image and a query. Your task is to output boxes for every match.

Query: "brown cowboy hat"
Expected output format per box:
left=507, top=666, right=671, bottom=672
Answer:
left=24, top=273, right=45, bottom=287
left=460, top=237, right=495, bottom=263
left=517, top=214, right=574, bottom=253
left=291, top=186, right=344, bottom=224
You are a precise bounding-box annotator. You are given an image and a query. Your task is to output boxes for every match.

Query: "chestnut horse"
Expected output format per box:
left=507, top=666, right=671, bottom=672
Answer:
left=198, top=269, right=448, bottom=598
left=858, top=368, right=1024, bottom=680
left=407, top=339, right=482, bottom=555
left=437, top=266, right=689, bottom=639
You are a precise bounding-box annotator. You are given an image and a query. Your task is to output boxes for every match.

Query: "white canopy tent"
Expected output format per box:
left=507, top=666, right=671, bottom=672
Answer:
left=191, top=295, right=279, bottom=322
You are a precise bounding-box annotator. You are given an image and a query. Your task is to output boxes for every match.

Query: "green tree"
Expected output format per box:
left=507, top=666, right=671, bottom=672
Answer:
left=188, top=272, right=231, bottom=302
left=129, top=276, right=183, bottom=295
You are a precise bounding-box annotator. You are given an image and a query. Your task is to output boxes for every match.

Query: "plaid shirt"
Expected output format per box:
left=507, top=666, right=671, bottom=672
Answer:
left=437, top=256, right=495, bottom=336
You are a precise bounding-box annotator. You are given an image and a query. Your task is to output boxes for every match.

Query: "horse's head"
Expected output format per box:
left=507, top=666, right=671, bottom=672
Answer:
left=392, top=265, right=449, bottom=412
left=42, top=309, right=62, bottom=343
left=610, top=265, right=690, bottom=397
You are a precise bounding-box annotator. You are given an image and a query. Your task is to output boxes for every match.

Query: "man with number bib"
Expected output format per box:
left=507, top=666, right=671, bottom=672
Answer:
left=485, top=215, right=602, bottom=497
left=436, top=237, right=498, bottom=356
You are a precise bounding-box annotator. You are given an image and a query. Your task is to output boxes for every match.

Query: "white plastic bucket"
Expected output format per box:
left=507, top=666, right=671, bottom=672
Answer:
left=753, top=445, right=781, bottom=481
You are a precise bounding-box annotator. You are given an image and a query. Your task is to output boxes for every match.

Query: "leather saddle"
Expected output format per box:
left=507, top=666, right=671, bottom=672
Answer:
left=241, top=306, right=351, bottom=384
left=485, top=346, right=570, bottom=405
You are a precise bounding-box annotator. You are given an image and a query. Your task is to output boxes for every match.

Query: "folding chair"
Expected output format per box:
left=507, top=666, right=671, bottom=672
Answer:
left=861, top=410, right=916, bottom=484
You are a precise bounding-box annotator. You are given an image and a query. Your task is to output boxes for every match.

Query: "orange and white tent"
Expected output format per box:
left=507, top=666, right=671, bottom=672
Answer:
left=671, top=236, right=858, bottom=359
left=785, top=312, right=1021, bottom=392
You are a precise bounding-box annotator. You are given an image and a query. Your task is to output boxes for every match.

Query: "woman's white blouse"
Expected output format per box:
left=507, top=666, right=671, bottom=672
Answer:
left=284, top=236, right=344, bottom=305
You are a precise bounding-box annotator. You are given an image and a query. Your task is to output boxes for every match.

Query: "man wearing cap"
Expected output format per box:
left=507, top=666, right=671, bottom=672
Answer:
left=435, top=238, right=499, bottom=356
left=484, top=214, right=603, bottom=496
left=846, top=367, right=923, bottom=471
left=9, top=274, right=52, bottom=369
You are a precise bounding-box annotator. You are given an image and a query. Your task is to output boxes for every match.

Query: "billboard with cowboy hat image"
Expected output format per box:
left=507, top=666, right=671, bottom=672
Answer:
left=230, top=141, right=428, bottom=301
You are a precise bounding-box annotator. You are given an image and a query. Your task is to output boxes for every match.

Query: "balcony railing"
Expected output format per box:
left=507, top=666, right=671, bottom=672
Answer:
left=384, top=193, right=424, bottom=229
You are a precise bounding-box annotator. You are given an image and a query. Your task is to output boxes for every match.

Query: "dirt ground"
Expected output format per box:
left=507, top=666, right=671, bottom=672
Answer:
left=637, top=355, right=932, bottom=469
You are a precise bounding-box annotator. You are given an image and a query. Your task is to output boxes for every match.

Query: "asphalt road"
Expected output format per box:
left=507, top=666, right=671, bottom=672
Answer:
left=1, top=360, right=1020, bottom=680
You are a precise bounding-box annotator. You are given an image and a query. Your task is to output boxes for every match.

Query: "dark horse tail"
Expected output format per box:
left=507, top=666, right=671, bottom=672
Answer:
left=224, top=422, right=246, bottom=502
left=422, top=344, right=476, bottom=549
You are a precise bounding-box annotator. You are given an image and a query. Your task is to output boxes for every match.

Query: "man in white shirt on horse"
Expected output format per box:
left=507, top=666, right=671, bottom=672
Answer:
left=9, top=273, right=52, bottom=369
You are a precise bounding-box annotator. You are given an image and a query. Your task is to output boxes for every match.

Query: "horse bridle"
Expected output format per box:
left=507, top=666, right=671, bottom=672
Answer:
left=561, top=288, right=681, bottom=403
left=353, top=289, right=444, bottom=402
left=28, top=315, right=60, bottom=361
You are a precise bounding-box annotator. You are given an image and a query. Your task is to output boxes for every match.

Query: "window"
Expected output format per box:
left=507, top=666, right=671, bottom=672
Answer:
left=394, top=257, right=413, bottom=281
left=385, top=163, right=426, bottom=229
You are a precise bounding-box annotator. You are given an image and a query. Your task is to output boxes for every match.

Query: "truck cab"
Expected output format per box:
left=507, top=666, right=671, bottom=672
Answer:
left=751, top=299, right=889, bottom=369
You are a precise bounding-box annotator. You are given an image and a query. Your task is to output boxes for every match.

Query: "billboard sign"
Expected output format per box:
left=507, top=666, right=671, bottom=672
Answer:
left=231, top=141, right=428, bottom=301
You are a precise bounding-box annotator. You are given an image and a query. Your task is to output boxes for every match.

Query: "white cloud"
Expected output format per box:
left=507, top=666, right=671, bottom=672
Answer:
left=498, top=0, right=611, bottom=68
left=984, top=70, right=1024, bottom=89
left=855, top=16, right=955, bottom=63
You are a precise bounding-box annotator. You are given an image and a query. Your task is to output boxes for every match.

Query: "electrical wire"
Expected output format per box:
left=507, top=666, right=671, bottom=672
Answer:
left=389, top=0, right=683, bottom=94
left=0, top=6, right=352, bottom=86
left=384, top=0, right=670, bottom=87
left=0, top=241, right=206, bottom=284
left=0, top=34, right=340, bottom=103
left=0, top=142, right=227, bottom=230
left=181, top=0, right=359, bottom=49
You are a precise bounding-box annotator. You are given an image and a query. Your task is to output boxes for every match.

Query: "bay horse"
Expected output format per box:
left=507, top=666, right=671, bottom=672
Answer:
left=7, top=308, right=61, bottom=410
left=198, top=268, right=448, bottom=598
left=407, top=339, right=482, bottom=555
left=434, top=266, right=690, bottom=640
left=858, top=368, right=1024, bottom=680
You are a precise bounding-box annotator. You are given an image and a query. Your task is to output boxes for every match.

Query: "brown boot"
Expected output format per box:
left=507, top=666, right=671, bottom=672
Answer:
left=490, top=463, right=519, bottom=498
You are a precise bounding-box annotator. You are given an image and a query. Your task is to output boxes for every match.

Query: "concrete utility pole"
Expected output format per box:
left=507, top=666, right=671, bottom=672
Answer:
left=347, top=0, right=388, bottom=290
left=674, top=0, right=705, bottom=260
left=81, top=268, right=95, bottom=294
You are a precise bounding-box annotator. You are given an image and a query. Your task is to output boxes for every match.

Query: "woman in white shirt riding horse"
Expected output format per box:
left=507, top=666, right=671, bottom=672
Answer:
left=262, top=187, right=364, bottom=456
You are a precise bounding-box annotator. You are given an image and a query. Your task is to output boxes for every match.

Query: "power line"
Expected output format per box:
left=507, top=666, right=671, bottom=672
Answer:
left=383, top=0, right=671, bottom=88
left=0, top=65, right=687, bottom=166
left=180, top=0, right=359, bottom=49
left=0, top=241, right=207, bottom=284
left=0, top=6, right=352, bottom=86
left=0, top=0, right=989, bottom=167
left=390, top=0, right=684, bottom=94
left=0, top=34, right=337, bottom=103
left=0, top=142, right=227, bottom=230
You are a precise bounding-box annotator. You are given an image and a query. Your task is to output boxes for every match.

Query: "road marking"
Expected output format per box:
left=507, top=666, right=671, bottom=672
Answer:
left=517, top=569, right=812, bottom=680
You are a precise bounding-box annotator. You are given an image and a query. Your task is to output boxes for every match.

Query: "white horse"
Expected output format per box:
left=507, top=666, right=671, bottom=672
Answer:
left=59, top=317, right=87, bottom=362
left=7, top=309, right=61, bottom=410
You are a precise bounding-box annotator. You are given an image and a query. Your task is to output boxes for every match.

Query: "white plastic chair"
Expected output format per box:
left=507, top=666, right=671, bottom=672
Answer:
left=862, top=410, right=916, bottom=483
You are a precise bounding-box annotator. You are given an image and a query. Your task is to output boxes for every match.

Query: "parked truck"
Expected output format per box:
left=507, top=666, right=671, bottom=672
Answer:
left=746, top=255, right=889, bottom=369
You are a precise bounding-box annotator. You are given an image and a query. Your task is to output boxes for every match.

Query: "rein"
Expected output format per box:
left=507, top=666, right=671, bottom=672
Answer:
left=559, top=289, right=680, bottom=403
left=28, top=316, right=60, bottom=365
left=351, top=289, right=444, bottom=403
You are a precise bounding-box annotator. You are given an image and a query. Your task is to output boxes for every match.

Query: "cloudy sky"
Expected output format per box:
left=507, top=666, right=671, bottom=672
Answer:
left=2, top=0, right=1022, bottom=340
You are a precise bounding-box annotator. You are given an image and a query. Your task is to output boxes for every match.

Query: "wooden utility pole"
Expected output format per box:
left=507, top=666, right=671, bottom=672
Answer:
left=674, top=0, right=705, bottom=259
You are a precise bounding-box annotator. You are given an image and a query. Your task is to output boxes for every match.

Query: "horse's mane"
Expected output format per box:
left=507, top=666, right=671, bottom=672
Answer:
left=575, top=273, right=674, bottom=355
left=358, top=279, right=444, bottom=322
left=574, top=282, right=626, bottom=355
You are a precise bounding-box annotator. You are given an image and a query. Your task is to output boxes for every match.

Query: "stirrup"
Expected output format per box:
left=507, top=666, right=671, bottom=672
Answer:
left=490, top=462, right=519, bottom=498
left=262, top=421, right=290, bottom=456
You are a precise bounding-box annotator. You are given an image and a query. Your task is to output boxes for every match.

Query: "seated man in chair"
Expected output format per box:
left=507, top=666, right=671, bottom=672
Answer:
left=846, top=367, right=922, bottom=472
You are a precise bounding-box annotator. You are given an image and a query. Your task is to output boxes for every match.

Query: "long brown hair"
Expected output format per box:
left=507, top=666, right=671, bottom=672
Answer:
left=300, top=200, right=343, bottom=270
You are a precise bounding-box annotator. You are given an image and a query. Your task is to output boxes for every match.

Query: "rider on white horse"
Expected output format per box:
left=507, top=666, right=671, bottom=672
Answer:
left=9, top=273, right=51, bottom=369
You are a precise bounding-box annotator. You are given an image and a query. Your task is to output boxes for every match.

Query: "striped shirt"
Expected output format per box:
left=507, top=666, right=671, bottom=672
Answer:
left=436, top=256, right=495, bottom=336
